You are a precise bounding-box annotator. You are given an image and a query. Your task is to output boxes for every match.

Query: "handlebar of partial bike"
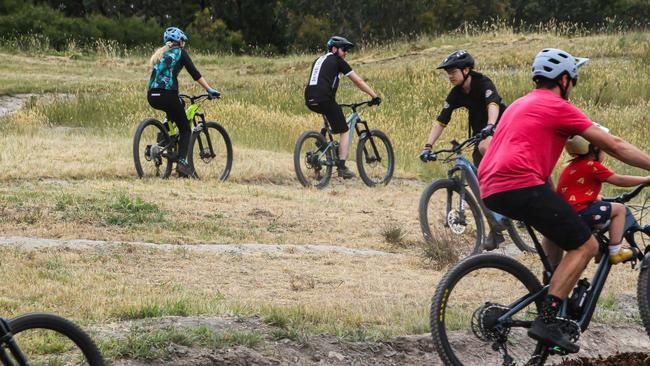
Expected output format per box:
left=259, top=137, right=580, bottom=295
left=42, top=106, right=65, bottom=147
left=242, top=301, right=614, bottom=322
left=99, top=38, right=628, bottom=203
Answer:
left=179, top=93, right=220, bottom=103
left=423, top=131, right=491, bottom=162
left=339, top=100, right=379, bottom=110
left=604, top=183, right=649, bottom=204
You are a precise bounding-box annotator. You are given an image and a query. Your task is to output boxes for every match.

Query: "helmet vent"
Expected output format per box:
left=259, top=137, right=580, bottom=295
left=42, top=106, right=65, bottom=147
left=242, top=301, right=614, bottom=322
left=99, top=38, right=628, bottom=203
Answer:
left=548, top=58, right=560, bottom=64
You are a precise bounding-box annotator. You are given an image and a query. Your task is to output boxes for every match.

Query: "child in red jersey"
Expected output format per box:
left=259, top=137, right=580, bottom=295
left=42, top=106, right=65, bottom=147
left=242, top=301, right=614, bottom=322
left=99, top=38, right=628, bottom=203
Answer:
left=557, top=124, right=650, bottom=264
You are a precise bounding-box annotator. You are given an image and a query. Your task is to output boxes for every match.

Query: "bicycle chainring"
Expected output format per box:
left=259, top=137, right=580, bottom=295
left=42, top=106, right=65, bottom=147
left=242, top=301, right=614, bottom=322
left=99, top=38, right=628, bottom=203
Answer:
left=471, top=302, right=511, bottom=343
left=447, top=210, right=467, bottom=234
left=557, top=317, right=581, bottom=343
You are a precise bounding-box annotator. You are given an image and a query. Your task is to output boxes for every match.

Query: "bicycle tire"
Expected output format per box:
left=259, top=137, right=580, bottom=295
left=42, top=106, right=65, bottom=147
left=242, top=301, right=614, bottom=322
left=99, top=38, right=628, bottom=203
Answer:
left=637, top=263, right=650, bottom=339
left=506, top=220, right=538, bottom=253
left=8, top=312, right=105, bottom=366
left=133, top=118, right=173, bottom=179
left=187, top=121, right=233, bottom=181
left=293, top=131, right=332, bottom=189
left=430, top=254, right=543, bottom=366
left=419, top=178, right=484, bottom=257
left=355, top=129, right=394, bottom=187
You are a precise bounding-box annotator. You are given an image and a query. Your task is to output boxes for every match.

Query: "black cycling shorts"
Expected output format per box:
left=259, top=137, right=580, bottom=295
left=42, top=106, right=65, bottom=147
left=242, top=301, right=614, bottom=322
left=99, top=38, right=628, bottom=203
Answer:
left=484, top=184, right=592, bottom=251
left=306, top=100, right=348, bottom=134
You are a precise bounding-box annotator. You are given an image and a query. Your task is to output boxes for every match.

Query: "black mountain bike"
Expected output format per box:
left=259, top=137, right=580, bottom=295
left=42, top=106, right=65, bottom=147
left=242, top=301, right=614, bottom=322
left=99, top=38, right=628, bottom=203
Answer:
left=294, top=100, right=394, bottom=188
left=430, top=184, right=650, bottom=365
left=133, top=94, right=233, bottom=180
left=1, top=312, right=104, bottom=365
left=420, top=133, right=536, bottom=258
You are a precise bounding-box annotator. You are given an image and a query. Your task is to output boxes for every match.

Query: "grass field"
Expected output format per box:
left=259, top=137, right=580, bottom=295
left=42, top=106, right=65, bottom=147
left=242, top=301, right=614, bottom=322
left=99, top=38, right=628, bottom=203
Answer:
left=1, top=29, right=650, bottom=361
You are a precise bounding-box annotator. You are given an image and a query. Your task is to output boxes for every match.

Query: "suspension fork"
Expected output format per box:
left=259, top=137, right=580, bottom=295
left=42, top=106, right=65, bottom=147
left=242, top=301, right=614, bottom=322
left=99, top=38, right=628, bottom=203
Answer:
left=455, top=158, right=507, bottom=231
left=355, top=120, right=381, bottom=162
left=446, top=166, right=467, bottom=225
left=193, top=113, right=215, bottom=159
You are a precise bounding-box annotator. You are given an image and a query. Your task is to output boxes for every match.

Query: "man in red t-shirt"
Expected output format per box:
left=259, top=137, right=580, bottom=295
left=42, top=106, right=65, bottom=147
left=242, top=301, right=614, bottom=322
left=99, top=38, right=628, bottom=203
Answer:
left=478, top=48, right=650, bottom=353
left=558, top=129, right=650, bottom=264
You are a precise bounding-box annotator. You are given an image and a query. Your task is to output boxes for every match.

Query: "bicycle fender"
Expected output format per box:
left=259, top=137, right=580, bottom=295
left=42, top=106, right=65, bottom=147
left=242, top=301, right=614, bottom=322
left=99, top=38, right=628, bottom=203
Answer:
left=641, top=251, right=650, bottom=269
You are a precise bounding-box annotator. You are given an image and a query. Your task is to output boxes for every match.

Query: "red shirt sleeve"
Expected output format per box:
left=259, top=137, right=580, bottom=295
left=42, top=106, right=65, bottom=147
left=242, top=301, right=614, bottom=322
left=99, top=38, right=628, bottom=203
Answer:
left=556, top=102, right=593, bottom=137
left=592, top=161, right=614, bottom=182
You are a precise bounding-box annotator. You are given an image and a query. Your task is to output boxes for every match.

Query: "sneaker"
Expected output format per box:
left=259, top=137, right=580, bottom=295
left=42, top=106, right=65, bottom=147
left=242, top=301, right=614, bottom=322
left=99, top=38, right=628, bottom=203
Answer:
left=337, top=166, right=356, bottom=179
left=527, top=317, right=580, bottom=354
left=609, top=247, right=636, bottom=264
left=176, top=159, right=196, bottom=178
left=483, top=230, right=505, bottom=251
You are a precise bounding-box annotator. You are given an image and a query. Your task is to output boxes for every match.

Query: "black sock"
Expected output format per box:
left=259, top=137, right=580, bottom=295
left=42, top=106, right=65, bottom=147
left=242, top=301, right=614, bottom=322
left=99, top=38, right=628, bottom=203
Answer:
left=338, top=160, right=346, bottom=169
left=540, top=294, right=562, bottom=323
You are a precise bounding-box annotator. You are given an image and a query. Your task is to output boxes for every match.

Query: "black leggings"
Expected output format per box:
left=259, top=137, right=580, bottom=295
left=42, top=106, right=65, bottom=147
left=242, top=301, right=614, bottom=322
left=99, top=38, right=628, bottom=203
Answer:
left=147, top=90, right=191, bottom=159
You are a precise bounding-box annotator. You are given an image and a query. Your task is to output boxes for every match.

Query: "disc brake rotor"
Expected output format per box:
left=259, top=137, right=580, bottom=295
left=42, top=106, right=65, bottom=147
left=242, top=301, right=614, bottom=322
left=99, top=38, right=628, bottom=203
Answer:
left=447, top=209, right=467, bottom=234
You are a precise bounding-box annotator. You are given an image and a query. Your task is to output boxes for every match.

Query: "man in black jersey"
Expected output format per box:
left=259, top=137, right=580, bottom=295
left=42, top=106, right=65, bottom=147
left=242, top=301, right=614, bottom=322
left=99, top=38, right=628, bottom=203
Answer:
left=420, top=50, right=508, bottom=249
left=304, top=36, right=381, bottom=179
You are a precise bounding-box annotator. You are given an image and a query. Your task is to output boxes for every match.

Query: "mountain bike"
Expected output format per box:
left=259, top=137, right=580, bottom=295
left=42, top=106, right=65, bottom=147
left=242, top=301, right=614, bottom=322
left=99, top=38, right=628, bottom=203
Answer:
left=1, top=312, right=104, bottom=365
left=294, top=100, right=394, bottom=188
left=430, top=184, right=650, bottom=365
left=133, top=93, right=233, bottom=180
left=419, top=133, right=536, bottom=258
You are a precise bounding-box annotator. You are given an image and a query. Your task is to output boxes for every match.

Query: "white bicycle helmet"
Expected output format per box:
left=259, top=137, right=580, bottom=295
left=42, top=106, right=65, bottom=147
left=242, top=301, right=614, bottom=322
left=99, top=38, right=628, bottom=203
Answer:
left=531, top=48, right=589, bottom=81
left=565, top=123, right=609, bottom=156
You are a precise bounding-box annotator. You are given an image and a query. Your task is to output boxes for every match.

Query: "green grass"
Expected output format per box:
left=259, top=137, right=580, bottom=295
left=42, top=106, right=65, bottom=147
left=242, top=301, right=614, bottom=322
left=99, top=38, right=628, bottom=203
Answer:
left=99, top=326, right=264, bottom=361
left=3, top=30, right=650, bottom=180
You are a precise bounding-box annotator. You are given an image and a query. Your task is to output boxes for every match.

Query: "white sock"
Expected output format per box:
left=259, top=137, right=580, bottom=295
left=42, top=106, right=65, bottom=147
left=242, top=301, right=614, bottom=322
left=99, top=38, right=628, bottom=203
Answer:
left=609, top=244, right=621, bottom=254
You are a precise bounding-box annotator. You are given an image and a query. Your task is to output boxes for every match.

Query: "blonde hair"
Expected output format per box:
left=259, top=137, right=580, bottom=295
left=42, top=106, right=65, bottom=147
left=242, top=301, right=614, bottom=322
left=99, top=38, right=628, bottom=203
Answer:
left=149, top=42, right=178, bottom=68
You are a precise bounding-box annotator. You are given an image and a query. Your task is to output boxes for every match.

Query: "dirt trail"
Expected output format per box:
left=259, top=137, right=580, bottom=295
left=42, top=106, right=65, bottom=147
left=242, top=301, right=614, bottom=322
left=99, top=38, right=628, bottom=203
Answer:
left=0, top=235, right=396, bottom=257
left=0, top=93, right=73, bottom=117
left=97, top=315, right=649, bottom=366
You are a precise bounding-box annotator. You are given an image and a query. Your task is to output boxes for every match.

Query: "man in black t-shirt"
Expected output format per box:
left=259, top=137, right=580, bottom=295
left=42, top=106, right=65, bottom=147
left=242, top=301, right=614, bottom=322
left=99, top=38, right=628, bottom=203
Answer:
left=420, top=50, right=506, bottom=167
left=304, top=36, right=381, bottom=179
left=420, top=50, right=508, bottom=249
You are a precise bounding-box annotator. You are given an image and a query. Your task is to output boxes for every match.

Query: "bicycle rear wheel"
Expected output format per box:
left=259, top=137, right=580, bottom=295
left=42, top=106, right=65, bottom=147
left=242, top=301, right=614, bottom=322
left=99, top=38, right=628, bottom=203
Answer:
left=431, top=254, right=544, bottom=366
left=293, top=131, right=332, bottom=189
left=7, top=313, right=104, bottom=365
left=187, top=121, right=233, bottom=181
left=356, top=129, right=394, bottom=187
left=506, top=220, right=539, bottom=253
left=419, top=178, right=484, bottom=258
left=133, top=118, right=173, bottom=179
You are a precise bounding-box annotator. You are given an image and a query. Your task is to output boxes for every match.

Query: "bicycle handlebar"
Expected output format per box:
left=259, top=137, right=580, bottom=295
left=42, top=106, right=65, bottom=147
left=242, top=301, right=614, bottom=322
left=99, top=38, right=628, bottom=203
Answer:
left=178, top=94, right=220, bottom=103
left=339, top=100, right=375, bottom=110
left=431, top=133, right=484, bottom=156
left=603, top=183, right=649, bottom=204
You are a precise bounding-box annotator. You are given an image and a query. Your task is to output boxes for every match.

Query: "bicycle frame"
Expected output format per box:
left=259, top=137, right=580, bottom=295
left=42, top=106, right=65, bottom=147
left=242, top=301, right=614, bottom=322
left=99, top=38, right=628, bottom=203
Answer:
left=319, top=103, right=380, bottom=165
left=497, top=228, right=612, bottom=333
left=493, top=186, right=649, bottom=359
left=0, top=318, right=29, bottom=365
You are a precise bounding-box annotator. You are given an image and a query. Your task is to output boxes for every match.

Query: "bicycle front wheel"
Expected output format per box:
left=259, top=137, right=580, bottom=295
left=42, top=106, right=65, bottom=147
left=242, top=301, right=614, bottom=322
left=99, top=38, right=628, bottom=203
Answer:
left=133, top=118, right=173, bottom=179
left=293, top=131, right=332, bottom=189
left=355, top=129, right=394, bottom=187
left=187, top=121, right=233, bottom=181
left=431, top=254, right=543, bottom=366
left=7, top=313, right=105, bottom=365
left=419, top=178, right=484, bottom=258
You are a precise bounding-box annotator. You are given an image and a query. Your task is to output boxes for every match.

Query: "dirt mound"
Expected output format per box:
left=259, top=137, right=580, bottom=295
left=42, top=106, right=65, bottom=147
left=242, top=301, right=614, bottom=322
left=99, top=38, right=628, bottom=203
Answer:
left=100, top=316, right=649, bottom=366
left=555, top=352, right=650, bottom=366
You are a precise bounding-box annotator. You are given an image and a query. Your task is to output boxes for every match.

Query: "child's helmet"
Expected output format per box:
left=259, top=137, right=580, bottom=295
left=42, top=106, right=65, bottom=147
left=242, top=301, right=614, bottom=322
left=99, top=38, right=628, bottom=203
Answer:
left=565, top=123, right=609, bottom=156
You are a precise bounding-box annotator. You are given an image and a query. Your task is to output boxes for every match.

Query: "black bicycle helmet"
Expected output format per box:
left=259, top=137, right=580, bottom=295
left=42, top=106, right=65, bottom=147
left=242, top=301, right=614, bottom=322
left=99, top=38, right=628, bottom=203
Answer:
left=437, top=50, right=475, bottom=70
left=327, top=36, right=355, bottom=51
